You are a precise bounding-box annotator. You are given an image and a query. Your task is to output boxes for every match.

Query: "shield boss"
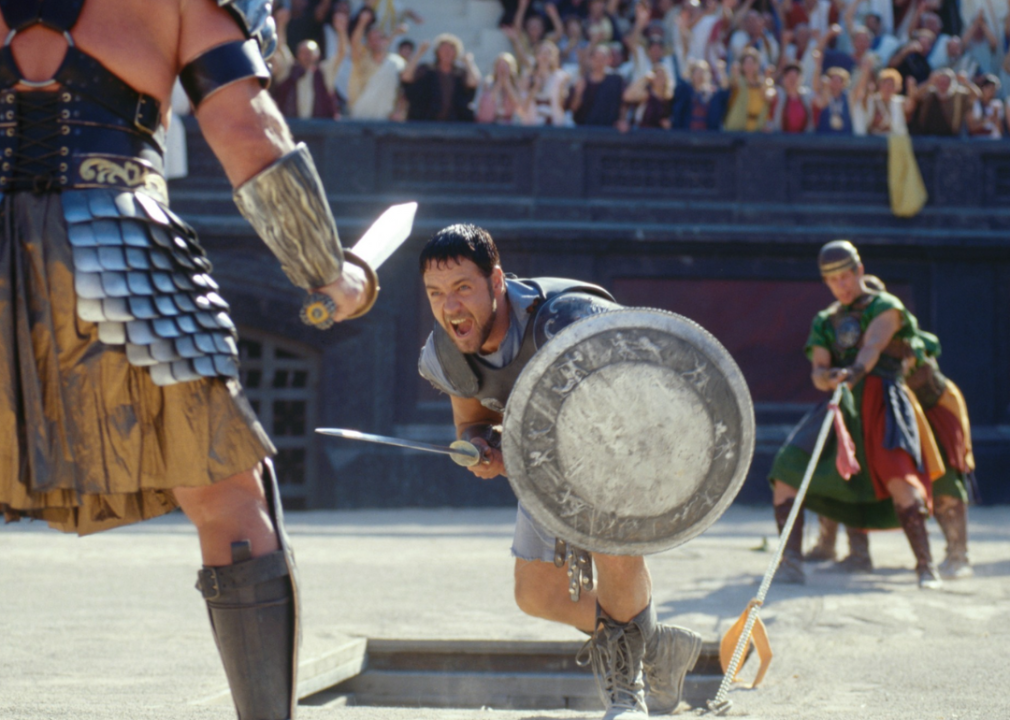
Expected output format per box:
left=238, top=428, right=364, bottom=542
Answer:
left=502, top=309, right=755, bottom=555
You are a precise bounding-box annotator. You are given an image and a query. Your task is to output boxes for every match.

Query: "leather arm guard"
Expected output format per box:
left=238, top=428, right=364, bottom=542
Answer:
left=180, top=39, right=270, bottom=108
left=234, top=143, right=377, bottom=328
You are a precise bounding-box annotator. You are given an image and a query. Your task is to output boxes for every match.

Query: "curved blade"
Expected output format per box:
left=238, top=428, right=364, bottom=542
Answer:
left=350, top=202, right=418, bottom=270
left=316, top=427, right=480, bottom=465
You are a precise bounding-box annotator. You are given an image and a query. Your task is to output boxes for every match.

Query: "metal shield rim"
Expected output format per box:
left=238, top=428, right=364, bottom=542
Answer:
left=502, top=308, right=756, bottom=556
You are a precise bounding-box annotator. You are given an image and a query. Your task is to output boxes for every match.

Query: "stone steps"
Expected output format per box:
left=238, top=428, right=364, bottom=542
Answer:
left=301, top=638, right=724, bottom=710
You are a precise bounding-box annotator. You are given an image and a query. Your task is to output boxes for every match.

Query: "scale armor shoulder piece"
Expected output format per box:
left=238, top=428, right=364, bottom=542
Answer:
left=219, top=0, right=278, bottom=60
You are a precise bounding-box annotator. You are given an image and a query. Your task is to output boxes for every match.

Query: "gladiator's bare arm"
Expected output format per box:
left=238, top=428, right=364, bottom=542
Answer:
left=810, top=346, right=836, bottom=391
left=812, top=308, right=901, bottom=391
left=180, top=0, right=295, bottom=187
left=850, top=308, right=901, bottom=378
left=179, top=1, right=370, bottom=321
left=451, top=395, right=505, bottom=479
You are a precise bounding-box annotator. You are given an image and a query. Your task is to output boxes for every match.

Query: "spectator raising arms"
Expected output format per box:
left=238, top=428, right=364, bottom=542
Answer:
left=477, top=53, right=524, bottom=124
left=503, top=0, right=563, bottom=73
left=623, top=62, right=675, bottom=129
left=361, top=0, right=425, bottom=36
left=346, top=8, right=408, bottom=120
left=571, top=43, right=628, bottom=128
left=272, top=6, right=343, bottom=119
left=672, top=58, right=731, bottom=130
left=401, top=34, right=481, bottom=121
left=724, top=48, right=773, bottom=131
left=519, top=41, right=572, bottom=125
left=771, top=62, right=815, bottom=132
left=558, top=12, right=590, bottom=69
left=907, top=69, right=975, bottom=136
left=890, top=29, right=935, bottom=92
left=967, top=74, right=1003, bottom=137
left=729, top=8, right=780, bottom=69
left=853, top=65, right=912, bottom=135
left=813, top=53, right=854, bottom=134
left=625, top=1, right=679, bottom=89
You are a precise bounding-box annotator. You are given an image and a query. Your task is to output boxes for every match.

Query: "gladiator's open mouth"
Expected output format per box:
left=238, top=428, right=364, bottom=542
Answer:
left=448, top=317, right=474, bottom=339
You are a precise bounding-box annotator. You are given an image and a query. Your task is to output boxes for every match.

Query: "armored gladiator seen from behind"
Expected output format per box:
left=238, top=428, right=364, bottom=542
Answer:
left=0, top=1, right=376, bottom=718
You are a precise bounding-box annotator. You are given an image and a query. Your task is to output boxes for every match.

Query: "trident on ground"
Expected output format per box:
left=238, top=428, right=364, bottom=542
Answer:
left=707, top=385, right=847, bottom=715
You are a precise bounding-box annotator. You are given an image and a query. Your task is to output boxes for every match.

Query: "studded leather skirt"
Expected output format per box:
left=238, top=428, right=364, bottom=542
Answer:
left=0, top=191, right=274, bottom=535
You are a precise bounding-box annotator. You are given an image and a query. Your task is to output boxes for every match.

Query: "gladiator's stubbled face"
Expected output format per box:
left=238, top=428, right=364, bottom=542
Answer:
left=823, top=266, right=865, bottom=306
left=423, top=258, right=504, bottom=355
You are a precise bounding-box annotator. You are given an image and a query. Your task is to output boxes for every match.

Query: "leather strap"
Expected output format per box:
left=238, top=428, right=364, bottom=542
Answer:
left=197, top=551, right=290, bottom=601
left=179, top=39, right=269, bottom=108
left=0, top=0, right=87, bottom=33
left=57, top=47, right=162, bottom=135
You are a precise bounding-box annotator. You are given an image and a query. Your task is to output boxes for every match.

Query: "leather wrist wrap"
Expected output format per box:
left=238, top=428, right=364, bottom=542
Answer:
left=233, top=143, right=344, bottom=291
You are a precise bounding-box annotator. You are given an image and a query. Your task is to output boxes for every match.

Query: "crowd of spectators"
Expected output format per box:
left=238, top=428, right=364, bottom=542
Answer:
left=267, top=0, right=1010, bottom=138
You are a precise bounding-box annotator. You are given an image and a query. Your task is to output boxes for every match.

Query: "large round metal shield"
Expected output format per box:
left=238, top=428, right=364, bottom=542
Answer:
left=502, top=309, right=755, bottom=556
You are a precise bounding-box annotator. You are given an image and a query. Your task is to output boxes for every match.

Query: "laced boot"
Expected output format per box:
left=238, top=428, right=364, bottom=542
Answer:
left=935, top=495, right=973, bottom=579
left=896, top=500, right=942, bottom=590
left=577, top=604, right=650, bottom=719
left=804, top=515, right=838, bottom=562
left=774, top=499, right=805, bottom=584
left=833, top=527, right=873, bottom=573
left=198, top=541, right=296, bottom=720
left=639, top=602, right=703, bottom=715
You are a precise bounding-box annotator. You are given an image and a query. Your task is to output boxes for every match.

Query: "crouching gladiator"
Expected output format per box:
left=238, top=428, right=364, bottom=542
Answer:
left=0, top=1, right=377, bottom=718
left=417, top=225, right=755, bottom=718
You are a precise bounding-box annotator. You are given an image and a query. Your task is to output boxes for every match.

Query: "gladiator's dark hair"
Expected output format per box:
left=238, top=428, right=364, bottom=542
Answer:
left=419, top=224, right=500, bottom=278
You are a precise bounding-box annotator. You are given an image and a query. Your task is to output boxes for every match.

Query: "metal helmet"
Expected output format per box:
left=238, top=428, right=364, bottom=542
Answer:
left=818, top=240, right=861, bottom=275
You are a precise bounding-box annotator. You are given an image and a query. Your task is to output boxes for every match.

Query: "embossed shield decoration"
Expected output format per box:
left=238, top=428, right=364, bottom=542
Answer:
left=502, top=309, right=755, bottom=555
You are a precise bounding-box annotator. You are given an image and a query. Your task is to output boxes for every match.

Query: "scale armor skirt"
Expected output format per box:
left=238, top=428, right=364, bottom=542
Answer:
left=0, top=190, right=274, bottom=535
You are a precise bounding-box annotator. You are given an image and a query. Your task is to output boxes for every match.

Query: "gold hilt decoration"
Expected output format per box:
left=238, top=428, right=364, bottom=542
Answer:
left=298, top=251, right=380, bottom=330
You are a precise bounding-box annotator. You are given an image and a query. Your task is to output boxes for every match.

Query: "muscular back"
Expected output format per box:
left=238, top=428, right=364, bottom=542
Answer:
left=3, top=0, right=287, bottom=184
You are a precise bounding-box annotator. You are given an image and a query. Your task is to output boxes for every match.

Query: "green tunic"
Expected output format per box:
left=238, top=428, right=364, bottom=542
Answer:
left=768, top=291, right=923, bottom=529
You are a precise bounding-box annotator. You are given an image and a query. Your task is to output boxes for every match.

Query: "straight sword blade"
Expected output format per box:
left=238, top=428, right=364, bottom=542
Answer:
left=349, top=202, right=417, bottom=270
left=315, top=427, right=481, bottom=467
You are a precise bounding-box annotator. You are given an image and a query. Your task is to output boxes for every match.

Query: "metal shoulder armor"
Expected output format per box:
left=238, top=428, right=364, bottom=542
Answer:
left=219, top=0, right=278, bottom=60
left=533, top=291, right=623, bottom=349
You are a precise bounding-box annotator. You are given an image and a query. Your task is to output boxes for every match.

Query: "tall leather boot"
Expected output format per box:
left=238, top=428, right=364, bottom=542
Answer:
left=577, top=604, right=650, bottom=719
left=833, top=527, right=873, bottom=573
left=774, top=498, right=805, bottom=584
left=198, top=541, right=297, bottom=720
left=934, top=495, right=972, bottom=579
left=896, top=500, right=942, bottom=590
left=640, top=601, right=703, bottom=715
left=804, top=515, right=838, bottom=562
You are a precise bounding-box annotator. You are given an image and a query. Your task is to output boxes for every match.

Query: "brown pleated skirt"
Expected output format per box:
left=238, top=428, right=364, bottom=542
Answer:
left=0, top=192, right=274, bottom=535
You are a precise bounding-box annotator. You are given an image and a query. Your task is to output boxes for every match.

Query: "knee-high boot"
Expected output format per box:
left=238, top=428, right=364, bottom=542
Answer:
left=774, top=498, right=805, bottom=584
left=896, top=500, right=941, bottom=590
left=199, top=543, right=296, bottom=720
left=934, top=495, right=972, bottom=579
left=197, top=459, right=300, bottom=720
left=804, top=515, right=838, bottom=562
left=833, top=527, right=873, bottom=573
